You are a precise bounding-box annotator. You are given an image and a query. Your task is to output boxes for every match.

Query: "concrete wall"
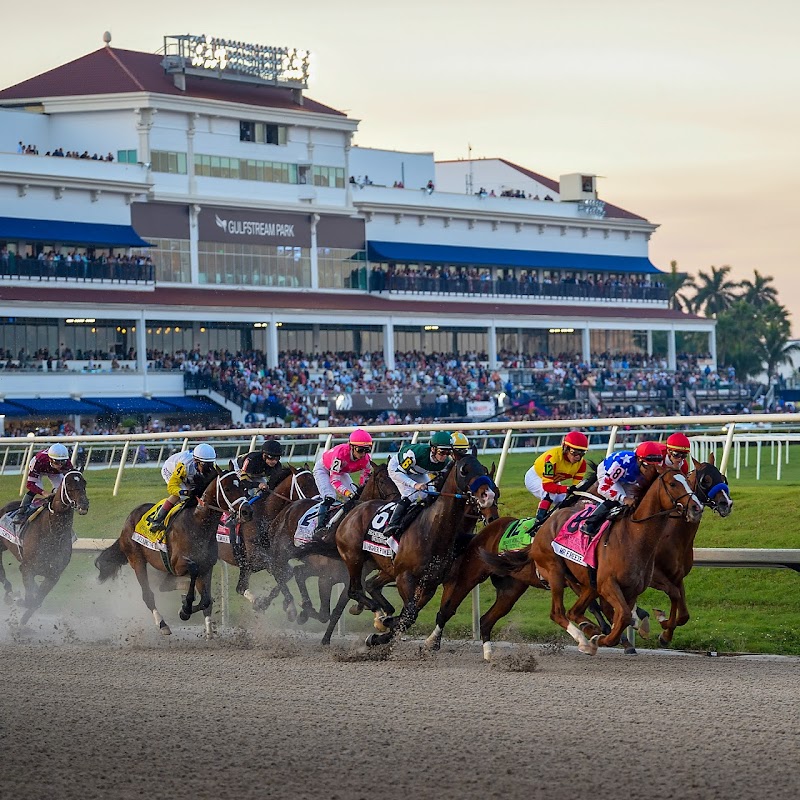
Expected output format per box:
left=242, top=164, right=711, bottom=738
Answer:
left=349, top=147, right=435, bottom=189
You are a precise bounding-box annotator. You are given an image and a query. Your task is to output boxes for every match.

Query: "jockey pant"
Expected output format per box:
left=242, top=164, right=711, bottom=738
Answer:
left=313, top=461, right=356, bottom=501
left=524, top=467, right=566, bottom=508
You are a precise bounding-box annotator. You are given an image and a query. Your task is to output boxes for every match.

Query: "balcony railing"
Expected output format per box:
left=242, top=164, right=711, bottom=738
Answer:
left=0, top=257, right=155, bottom=284
left=368, top=272, right=669, bottom=302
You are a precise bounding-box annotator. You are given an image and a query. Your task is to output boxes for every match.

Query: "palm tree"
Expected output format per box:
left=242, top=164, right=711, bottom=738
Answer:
left=757, top=304, right=800, bottom=380
left=739, top=269, right=779, bottom=309
left=662, top=260, right=696, bottom=312
left=691, top=265, right=740, bottom=317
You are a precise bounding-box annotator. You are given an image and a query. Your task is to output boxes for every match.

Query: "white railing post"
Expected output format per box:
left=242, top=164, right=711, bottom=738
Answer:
left=777, top=441, right=782, bottom=481
left=606, top=425, right=619, bottom=456
left=471, top=586, right=481, bottom=641
left=19, top=441, right=36, bottom=495
left=220, top=561, right=230, bottom=630
left=493, top=429, right=514, bottom=486
left=0, top=445, right=9, bottom=475
left=113, top=441, right=131, bottom=497
left=720, top=423, right=736, bottom=475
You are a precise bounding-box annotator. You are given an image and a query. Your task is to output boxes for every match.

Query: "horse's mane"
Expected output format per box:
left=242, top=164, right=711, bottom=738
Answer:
left=268, top=465, right=294, bottom=491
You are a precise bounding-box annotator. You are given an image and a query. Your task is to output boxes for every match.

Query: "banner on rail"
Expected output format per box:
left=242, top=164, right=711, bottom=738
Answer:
left=466, top=400, right=496, bottom=418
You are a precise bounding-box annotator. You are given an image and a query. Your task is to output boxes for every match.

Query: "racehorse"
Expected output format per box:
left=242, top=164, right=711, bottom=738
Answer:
left=0, top=470, right=89, bottom=625
left=216, top=464, right=317, bottom=611
left=95, top=470, right=252, bottom=638
left=480, top=467, right=703, bottom=655
left=335, top=453, right=498, bottom=647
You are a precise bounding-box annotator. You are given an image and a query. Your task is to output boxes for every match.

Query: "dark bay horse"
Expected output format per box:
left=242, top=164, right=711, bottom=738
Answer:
left=217, top=465, right=317, bottom=611
left=335, top=454, right=498, bottom=647
left=0, top=470, right=89, bottom=624
left=95, top=470, right=252, bottom=638
left=480, top=467, right=703, bottom=655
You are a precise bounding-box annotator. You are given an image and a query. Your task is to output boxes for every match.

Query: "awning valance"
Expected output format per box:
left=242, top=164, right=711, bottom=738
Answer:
left=366, top=241, right=662, bottom=274
left=0, top=217, right=151, bottom=247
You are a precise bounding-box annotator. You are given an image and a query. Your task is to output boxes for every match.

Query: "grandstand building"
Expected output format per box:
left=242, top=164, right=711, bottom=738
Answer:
left=0, top=33, right=716, bottom=426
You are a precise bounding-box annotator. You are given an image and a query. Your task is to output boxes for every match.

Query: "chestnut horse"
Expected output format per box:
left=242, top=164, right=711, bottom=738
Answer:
left=216, top=465, right=317, bottom=612
left=334, top=454, right=498, bottom=647
left=480, top=467, right=703, bottom=655
left=0, top=470, right=89, bottom=624
left=95, top=470, right=252, bottom=638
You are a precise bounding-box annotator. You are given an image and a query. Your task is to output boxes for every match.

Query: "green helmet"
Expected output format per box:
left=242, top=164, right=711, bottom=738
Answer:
left=430, top=431, right=453, bottom=449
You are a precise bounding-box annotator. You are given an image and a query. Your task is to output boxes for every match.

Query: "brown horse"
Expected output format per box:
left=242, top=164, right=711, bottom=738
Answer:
left=216, top=465, right=317, bottom=612
left=334, top=454, right=498, bottom=647
left=95, top=470, right=253, bottom=638
left=0, top=470, right=89, bottom=624
left=480, top=467, right=703, bottom=655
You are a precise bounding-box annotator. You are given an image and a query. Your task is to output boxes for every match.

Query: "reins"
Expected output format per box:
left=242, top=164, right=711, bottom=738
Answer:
left=630, top=472, right=699, bottom=524
left=199, top=471, right=248, bottom=515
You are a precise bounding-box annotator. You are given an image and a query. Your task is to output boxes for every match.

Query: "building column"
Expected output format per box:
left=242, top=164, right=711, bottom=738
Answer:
left=667, top=328, right=677, bottom=371
left=708, top=327, right=717, bottom=371
left=189, top=204, right=200, bottom=284
left=517, top=327, right=523, bottom=356
left=310, top=213, right=320, bottom=290
left=582, top=327, right=591, bottom=366
left=135, top=108, right=154, bottom=165
left=267, top=315, right=279, bottom=369
left=312, top=323, right=321, bottom=352
left=646, top=329, right=653, bottom=356
left=487, top=323, right=498, bottom=368
left=137, top=310, right=148, bottom=391
left=186, top=112, right=198, bottom=197
left=384, top=319, right=395, bottom=371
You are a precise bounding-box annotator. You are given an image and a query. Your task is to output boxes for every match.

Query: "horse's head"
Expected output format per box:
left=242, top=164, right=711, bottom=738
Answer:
left=690, top=457, right=733, bottom=517
left=58, top=470, right=90, bottom=515
left=361, top=461, right=399, bottom=502
left=655, top=468, right=704, bottom=524
left=204, top=471, right=253, bottom=522
left=451, top=454, right=499, bottom=521
left=286, top=465, right=317, bottom=501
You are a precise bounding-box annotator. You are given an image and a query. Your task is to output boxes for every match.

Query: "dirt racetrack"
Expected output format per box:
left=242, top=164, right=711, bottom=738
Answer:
left=0, top=615, right=797, bottom=800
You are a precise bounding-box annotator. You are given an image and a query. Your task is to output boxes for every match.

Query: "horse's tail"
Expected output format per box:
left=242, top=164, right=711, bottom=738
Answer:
left=95, top=538, right=128, bottom=583
left=478, top=546, right=531, bottom=577
left=293, top=538, right=338, bottom=558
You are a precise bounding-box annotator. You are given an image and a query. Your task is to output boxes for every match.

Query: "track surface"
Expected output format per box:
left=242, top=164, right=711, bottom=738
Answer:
left=0, top=620, right=797, bottom=800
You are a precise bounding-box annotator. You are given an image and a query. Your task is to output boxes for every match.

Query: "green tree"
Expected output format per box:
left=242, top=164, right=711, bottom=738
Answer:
left=739, top=269, right=779, bottom=309
left=757, top=304, right=800, bottom=380
left=663, top=260, right=696, bottom=312
left=691, top=265, right=740, bottom=317
left=715, top=301, right=764, bottom=379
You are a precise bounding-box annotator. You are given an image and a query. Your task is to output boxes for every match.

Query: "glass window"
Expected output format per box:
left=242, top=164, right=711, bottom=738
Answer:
left=117, top=149, right=137, bottom=164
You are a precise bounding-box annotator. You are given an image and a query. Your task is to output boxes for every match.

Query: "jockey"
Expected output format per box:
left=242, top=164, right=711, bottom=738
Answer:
left=385, top=430, right=453, bottom=536
left=524, top=430, right=589, bottom=528
left=581, top=440, right=664, bottom=539
left=149, top=443, right=220, bottom=532
left=451, top=432, right=471, bottom=460
left=661, top=432, right=691, bottom=475
left=313, top=428, right=374, bottom=535
left=14, top=443, right=75, bottom=523
left=230, top=438, right=284, bottom=491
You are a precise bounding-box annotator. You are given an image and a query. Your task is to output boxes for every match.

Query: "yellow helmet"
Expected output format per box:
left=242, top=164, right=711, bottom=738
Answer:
left=451, top=432, right=470, bottom=454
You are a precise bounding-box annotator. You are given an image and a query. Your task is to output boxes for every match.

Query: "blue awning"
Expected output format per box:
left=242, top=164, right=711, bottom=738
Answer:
left=154, top=396, right=225, bottom=414
left=0, top=217, right=151, bottom=247
left=367, top=241, right=663, bottom=274
left=84, top=397, right=175, bottom=415
left=0, top=400, right=30, bottom=418
left=9, top=398, right=105, bottom=415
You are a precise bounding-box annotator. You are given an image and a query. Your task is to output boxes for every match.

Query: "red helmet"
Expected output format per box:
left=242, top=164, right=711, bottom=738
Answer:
left=666, top=432, right=691, bottom=452
left=635, top=441, right=664, bottom=463
left=563, top=431, right=589, bottom=451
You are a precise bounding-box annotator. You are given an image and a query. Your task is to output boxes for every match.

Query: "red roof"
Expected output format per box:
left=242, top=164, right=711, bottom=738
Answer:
left=0, top=284, right=701, bottom=322
left=0, top=47, right=346, bottom=117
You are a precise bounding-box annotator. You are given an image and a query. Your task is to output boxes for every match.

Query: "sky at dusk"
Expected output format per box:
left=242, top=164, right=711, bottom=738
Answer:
left=4, top=1, right=798, bottom=330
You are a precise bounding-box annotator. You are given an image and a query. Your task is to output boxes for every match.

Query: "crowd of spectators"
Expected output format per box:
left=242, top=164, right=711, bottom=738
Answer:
left=0, top=248, right=154, bottom=281
left=17, top=141, right=115, bottom=161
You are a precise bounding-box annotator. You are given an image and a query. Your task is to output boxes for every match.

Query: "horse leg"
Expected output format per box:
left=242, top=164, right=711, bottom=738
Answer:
left=547, top=569, right=596, bottom=655
left=19, top=571, right=59, bottom=626
left=321, top=585, right=350, bottom=646
left=366, top=570, right=417, bottom=647
left=655, top=579, right=688, bottom=648
left=424, top=551, right=490, bottom=653
left=294, top=561, right=323, bottom=624
left=193, top=572, right=215, bottom=640
left=344, top=550, right=380, bottom=612
left=479, top=578, right=528, bottom=662
left=253, top=584, right=282, bottom=612
left=235, top=565, right=257, bottom=606
left=365, top=572, right=395, bottom=630
left=179, top=567, right=198, bottom=622
left=590, top=579, right=632, bottom=649
left=130, top=556, right=171, bottom=635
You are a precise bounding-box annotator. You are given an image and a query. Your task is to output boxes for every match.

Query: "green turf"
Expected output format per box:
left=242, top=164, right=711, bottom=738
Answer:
left=1, top=448, right=798, bottom=655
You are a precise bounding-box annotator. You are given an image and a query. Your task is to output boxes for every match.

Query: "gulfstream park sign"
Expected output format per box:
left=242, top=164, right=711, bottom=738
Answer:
left=200, top=208, right=311, bottom=245
left=215, top=215, right=295, bottom=238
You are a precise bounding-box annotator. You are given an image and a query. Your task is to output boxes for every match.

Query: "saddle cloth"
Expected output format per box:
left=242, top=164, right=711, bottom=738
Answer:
left=0, top=504, right=66, bottom=548
left=217, top=511, right=237, bottom=544
left=498, top=517, right=537, bottom=554
left=363, top=501, right=399, bottom=559
left=551, top=505, right=607, bottom=569
left=293, top=501, right=323, bottom=547
left=133, top=501, right=183, bottom=553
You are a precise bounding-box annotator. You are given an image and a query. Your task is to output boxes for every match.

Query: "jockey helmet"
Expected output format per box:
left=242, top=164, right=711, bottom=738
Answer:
left=562, top=431, right=589, bottom=452
left=635, top=441, right=664, bottom=464
left=192, top=443, right=217, bottom=463
left=430, top=431, right=453, bottom=450
left=349, top=429, right=373, bottom=450
left=48, top=443, right=69, bottom=464
left=666, top=432, right=691, bottom=453
left=451, top=432, right=470, bottom=454
left=262, top=439, right=283, bottom=457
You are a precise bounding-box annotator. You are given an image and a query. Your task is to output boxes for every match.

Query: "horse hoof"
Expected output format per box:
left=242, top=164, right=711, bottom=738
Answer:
left=653, top=608, right=668, bottom=625
left=160, top=624, right=172, bottom=636
left=348, top=604, right=365, bottom=616
left=624, top=647, right=638, bottom=655
left=373, top=613, right=389, bottom=632
left=179, top=610, right=190, bottom=621
left=286, top=609, right=297, bottom=623
left=657, top=635, right=670, bottom=648
left=365, top=633, right=390, bottom=648
left=637, top=617, right=651, bottom=639
left=297, top=610, right=309, bottom=625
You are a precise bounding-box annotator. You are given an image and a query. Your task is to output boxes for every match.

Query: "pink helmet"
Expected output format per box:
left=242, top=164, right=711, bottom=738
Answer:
left=349, top=428, right=373, bottom=448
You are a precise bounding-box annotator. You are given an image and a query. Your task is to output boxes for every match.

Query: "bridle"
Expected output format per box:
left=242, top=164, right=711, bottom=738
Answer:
left=262, top=468, right=316, bottom=503
left=49, top=470, right=85, bottom=513
left=691, top=465, right=731, bottom=515
left=631, top=470, right=702, bottom=523
left=201, top=471, right=249, bottom=516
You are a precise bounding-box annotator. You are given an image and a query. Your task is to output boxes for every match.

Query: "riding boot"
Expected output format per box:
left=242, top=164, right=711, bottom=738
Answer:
left=149, top=502, right=172, bottom=533
left=581, top=499, right=618, bottom=539
left=315, top=497, right=336, bottom=537
left=13, top=493, right=35, bottom=523
left=532, top=504, right=549, bottom=532
left=385, top=497, right=412, bottom=537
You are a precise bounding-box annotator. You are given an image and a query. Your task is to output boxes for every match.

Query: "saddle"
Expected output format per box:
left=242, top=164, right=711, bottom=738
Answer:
left=0, top=503, right=47, bottom=548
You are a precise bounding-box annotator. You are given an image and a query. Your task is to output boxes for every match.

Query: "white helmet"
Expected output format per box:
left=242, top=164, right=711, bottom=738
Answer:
left=192, top=443, right=217, bottom=463
left=48, top=443, right=69, bottom=462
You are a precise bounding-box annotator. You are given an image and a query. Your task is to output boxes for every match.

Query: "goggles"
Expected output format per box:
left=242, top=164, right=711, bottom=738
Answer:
left=667, top=449, right=687, bottom=460
left=564, top=446, right=586, bottom=457
left=352, top=445, right=372, bottom=455
left=264, top=454, right=280, bottom=461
